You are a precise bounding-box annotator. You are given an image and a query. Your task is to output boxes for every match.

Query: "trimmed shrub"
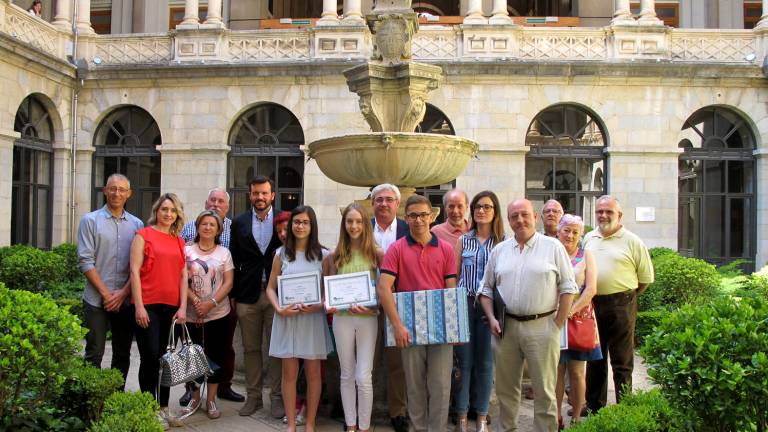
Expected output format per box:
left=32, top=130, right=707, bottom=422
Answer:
left=0, top=245, right=66, bottom=292
left=641, top=253, right=721, bottom=311
left=89, top=392, right=163, bottom=432
left=733, top=274, right=768, bottom=300
left=635, top=308, right=667, bottom=347
left=0, top=285, right=87, bottom=426
left=52, top=243, right=83, bottom=283
left=59, top=364, right=124, bottom=423
left=648, top=247, right=677, bottom=260
left=641, top=297, right=768, bottom=432
left=567, top=389, right=677, bottom=432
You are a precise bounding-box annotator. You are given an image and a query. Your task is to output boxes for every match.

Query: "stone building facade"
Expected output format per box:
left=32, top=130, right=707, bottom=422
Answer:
left=2, top=0, right=768, bottom=269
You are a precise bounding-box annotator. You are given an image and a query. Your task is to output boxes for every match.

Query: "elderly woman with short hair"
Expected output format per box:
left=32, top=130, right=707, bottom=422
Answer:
left=554, top=214, right=602, bottom=429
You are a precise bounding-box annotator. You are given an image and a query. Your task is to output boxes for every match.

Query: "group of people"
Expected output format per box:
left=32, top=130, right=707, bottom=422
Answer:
left=77, top=172, right=653, bottom=432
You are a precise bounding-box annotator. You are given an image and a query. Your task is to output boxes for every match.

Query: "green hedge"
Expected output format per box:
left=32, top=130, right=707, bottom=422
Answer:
left=0, top=284, right=86, bottom=428
left=0, top=245, right=67, bottom=292
left=89, top=392, right=163, bottom=432
left=567, top=389, right=677, bottom=432
left=635, top=308, right=666, bottom=348
left=640, top=253, right=721, bottom=312
left=52, top=243, right=83, bottom=283
left=59, top=364, right=125, bottom=423
left=641, top=297, right=768, bottom=432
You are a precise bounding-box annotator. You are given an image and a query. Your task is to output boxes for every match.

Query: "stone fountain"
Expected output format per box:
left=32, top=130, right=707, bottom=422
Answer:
left=308, top=0, right=479, bottom=208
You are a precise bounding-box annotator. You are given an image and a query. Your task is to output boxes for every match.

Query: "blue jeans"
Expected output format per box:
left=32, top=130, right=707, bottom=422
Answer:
left=454, top=299, right=493, bottom=416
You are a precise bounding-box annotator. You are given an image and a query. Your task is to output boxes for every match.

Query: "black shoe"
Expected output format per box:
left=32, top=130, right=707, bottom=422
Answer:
left=391, top=416, right=408, bottom=432
left=217, top=387, right=245, bottom=402
left=179, top=383, right=196, bottom=406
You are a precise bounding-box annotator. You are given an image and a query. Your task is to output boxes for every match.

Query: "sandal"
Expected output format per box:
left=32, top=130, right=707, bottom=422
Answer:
left=206, top=401, right=221, bottom=419
left=180, top=397, right=201, bottom=417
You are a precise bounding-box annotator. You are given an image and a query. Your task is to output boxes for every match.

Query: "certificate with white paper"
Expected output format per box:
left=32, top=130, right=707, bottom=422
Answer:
left=277, top=271, right=322, bottom=308
left=324, top=271, right=377, bottom=310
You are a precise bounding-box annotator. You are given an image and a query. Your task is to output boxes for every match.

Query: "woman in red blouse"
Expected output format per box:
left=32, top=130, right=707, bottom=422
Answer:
left=130, top=193, right=188, bottom=428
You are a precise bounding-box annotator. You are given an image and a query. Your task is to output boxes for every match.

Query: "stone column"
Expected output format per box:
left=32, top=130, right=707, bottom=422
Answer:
left=489, top=0, right=512, bottom=24
left=342, top=0, right=364, bottom=23
left=318, top=0, right=339, bottom=25
left=76, top=0, right=94, bottom=34
left=638, top=0, right=663, bottom=25
left=756, top=0, right=768, bottom=29
left=204, top=0, right=223, bottom=26
left=464, top=0, right=486, bottom=24
left=611, top=0, right=635, bottom=24
left=754, top=149, right=768, bottom=267
left=180, top=0, right=199, bottom=26
left=0, top=130, right=18, bottom=246
left=52, top=0, right=72, bottom=30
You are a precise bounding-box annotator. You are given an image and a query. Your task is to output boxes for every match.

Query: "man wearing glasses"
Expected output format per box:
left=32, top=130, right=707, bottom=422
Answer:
left=78, top=173, right=144, bottom=387
left=378, top=194, right=458, bottom=432
left=370, top=183, right=409, bottom=432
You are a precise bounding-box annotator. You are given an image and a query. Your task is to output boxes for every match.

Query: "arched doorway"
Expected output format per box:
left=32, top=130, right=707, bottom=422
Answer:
left=228, top=103, right=305, bottom=216
left=678, top=106, right=756, bottom=269
left=525, top=103, right=607, bottom=228
left=92, top=106, right=162, bottom=221
left=12, top=95, right=54, bottom=248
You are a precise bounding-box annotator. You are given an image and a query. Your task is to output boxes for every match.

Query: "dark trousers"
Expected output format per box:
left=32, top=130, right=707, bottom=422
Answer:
left=586, top=290, right=637, bottom=410
left=187, top=316, right=229, bottom=384
left=217, top=305, right=238, bottom=390
left=83, top=301, right=135, bottom=388
left=134, top=303, right=176, bottom=407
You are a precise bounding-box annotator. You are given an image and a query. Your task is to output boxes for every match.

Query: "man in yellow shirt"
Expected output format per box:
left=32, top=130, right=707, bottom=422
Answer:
left=582, top=195, right=654, bottom=413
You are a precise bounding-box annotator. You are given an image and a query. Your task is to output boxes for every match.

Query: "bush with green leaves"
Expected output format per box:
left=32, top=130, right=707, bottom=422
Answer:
left=52, top=243, right=83, bottom=283
left=0, top=245, right=66, bottom=292
left=641, top=253, right=721, bottom=311
left=641, top=297, right=768, bottom=432
left=0, top=285, right=87, bottom=427
left=59, top=364, right=124, bottom=423
left=89, top=391, right=163, bottom=432
left=648, top=246, right=677, bottom=260
left=567, top=389, right=678, bottom=432
left=635, top=308, right=667, bottom=348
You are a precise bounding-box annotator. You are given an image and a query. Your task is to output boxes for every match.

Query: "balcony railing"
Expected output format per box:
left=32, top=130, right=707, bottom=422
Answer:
left=0, top=1, right=763, bottom=70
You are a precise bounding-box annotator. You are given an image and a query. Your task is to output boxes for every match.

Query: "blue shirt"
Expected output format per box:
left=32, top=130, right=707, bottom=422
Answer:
left=457, top=230, right=504, bottom=297
left=252, top=207, right=274, bottom=255
left=77, top=205, right=144, bottom=307
left=181, top=217, right=232, bottom=249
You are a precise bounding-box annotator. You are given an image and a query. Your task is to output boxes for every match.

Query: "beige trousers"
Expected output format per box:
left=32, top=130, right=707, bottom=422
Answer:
left=237, top=294, right=282, bottom=400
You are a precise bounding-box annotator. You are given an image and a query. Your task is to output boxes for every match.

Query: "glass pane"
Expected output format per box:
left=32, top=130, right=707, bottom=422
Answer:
left=526, top=158, right=553, bottom=191
left=279, top=192, right=300, bottom=211
left=11, top=185, right=20, bottom=244
left=555, top=193, right=578, bottom=215
left=678, top=197, right=699, bottom=254
left=729, top=198, right=749, bottom=258
left=37, top=151, right=51, bottom=185
left=678, top=159, right=702, bottom=193
left=231, top=157, right=254, bottom=188
left=528, top=194, right=548, bottom=233
left=258, top=157, right=277, bottom=180
left=13, top=146, right=22, bottom=182
left=580, top=195, right=597, bottom=229
left=728, top=160, right=753, bottom=194
left=23, top=148, right=33, bottom=182
left=703, top=196, right=725, bottom=258
left=36, top=188, right=49, bottom=248
left=579, top=159, right=604, bottom=192
left=140, top=190, right=159, bottom=222
left=231, top=189, right=249, bottom=217
left=278, top=156, right=303, bottom=188
left=554, top=158, right=578, bottom=191
left=704, top=160, right=726, bottom=193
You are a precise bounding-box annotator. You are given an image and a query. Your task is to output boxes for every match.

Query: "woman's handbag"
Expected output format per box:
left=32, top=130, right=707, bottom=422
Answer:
left=159, top=320, right=213, bottom=387
left=567, top=303, right=600, bottom=352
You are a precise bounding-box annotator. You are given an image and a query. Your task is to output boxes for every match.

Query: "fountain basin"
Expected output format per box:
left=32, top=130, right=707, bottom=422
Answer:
left=308, top=132, right=479, bottom=188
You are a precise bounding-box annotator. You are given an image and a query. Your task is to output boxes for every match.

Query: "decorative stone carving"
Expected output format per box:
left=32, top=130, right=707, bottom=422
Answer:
left=369, top=13, right=417, bottom=64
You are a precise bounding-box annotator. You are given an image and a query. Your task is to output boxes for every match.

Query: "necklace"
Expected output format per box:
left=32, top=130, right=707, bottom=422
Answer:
left=197, top=243, right=216, bottom=252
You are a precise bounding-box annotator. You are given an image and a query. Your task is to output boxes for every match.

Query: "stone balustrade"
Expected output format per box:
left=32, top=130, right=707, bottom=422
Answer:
left=0, top=0, right=764, bottom=69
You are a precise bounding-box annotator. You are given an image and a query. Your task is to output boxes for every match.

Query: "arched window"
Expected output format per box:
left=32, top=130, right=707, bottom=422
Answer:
left=92, top=106, right=161, bottom=221
left=525, top=104, right=607, bottom=228
left=415, top=104, right=456, bottom=225
left=12, top=95, right=54, bottom=248
left=228, top=103, right=305, bottom=216
left=678, top=106, right=756, bottom=269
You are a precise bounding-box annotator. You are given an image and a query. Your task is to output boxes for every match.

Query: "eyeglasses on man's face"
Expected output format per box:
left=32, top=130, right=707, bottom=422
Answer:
left=406, top=212, right=432, bottom=221
left=105, top=186, right=130, bottom=194
left=374, top=196, right=397, bottom=204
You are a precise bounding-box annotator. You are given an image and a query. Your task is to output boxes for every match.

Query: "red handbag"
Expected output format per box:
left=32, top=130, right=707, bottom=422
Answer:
left=567, top=303, right=600, bottom=352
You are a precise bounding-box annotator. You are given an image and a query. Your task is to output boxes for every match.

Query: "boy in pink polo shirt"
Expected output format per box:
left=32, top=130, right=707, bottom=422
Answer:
left=377, top=194, right=457, bottom=432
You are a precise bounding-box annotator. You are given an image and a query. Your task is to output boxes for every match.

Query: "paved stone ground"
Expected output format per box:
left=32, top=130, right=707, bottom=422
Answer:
left=107, top=342, right=652, bottom=431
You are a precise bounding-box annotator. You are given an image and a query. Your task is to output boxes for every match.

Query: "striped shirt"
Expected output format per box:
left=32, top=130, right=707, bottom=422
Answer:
left=457, top=230, right=504, bottom=297
left=180, top=217, right=232, bottom=249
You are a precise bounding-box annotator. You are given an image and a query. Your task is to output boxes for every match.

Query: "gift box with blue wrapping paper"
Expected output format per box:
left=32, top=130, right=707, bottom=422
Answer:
left=385, top=287, right=470, bottom=347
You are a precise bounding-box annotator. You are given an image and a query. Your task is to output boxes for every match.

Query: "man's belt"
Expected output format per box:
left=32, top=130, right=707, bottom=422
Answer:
left=506, top=309, right=556, bottom=322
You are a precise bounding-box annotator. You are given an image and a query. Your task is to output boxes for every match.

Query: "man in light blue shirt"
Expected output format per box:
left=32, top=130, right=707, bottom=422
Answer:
left=78, top=174, right=143, bottom=385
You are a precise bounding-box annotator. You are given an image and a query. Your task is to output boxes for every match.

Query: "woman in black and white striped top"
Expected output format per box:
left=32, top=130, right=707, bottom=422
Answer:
left=453, top=190, right=506, bottom=432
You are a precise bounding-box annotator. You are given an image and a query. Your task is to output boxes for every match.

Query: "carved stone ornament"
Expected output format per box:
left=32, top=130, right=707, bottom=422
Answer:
left=372, top=14, right=416, bottom=64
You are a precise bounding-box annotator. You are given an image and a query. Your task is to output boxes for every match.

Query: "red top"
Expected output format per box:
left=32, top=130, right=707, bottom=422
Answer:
left=136, top=227, right=185, bottom=306
left=380, top=232, right=456, bottom=292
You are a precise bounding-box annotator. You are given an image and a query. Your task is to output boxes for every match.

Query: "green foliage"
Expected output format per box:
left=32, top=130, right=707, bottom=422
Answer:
left=648, top=247, right=677, bottom=260
left=635, top=308, right=667, bottom=348
left=567, top=389, right=678, bottom=432
left=59, top=364, right=124, bottom=423
left=0, top=245, right=66, bottom=292
left=716, top=259, right=751, bottom=278
left=640, top=253, right=721, bottom=311
left=0, top=285, right=87, bottom=426
left=89, top=392, right=163, bottom=432
left=46, top=279, right=86, bottom=322
left=641, top=297, right=768, bottom=432
left=732, top=274, right=768, bottom=301
left=52, top=243, right=83, bottom=283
